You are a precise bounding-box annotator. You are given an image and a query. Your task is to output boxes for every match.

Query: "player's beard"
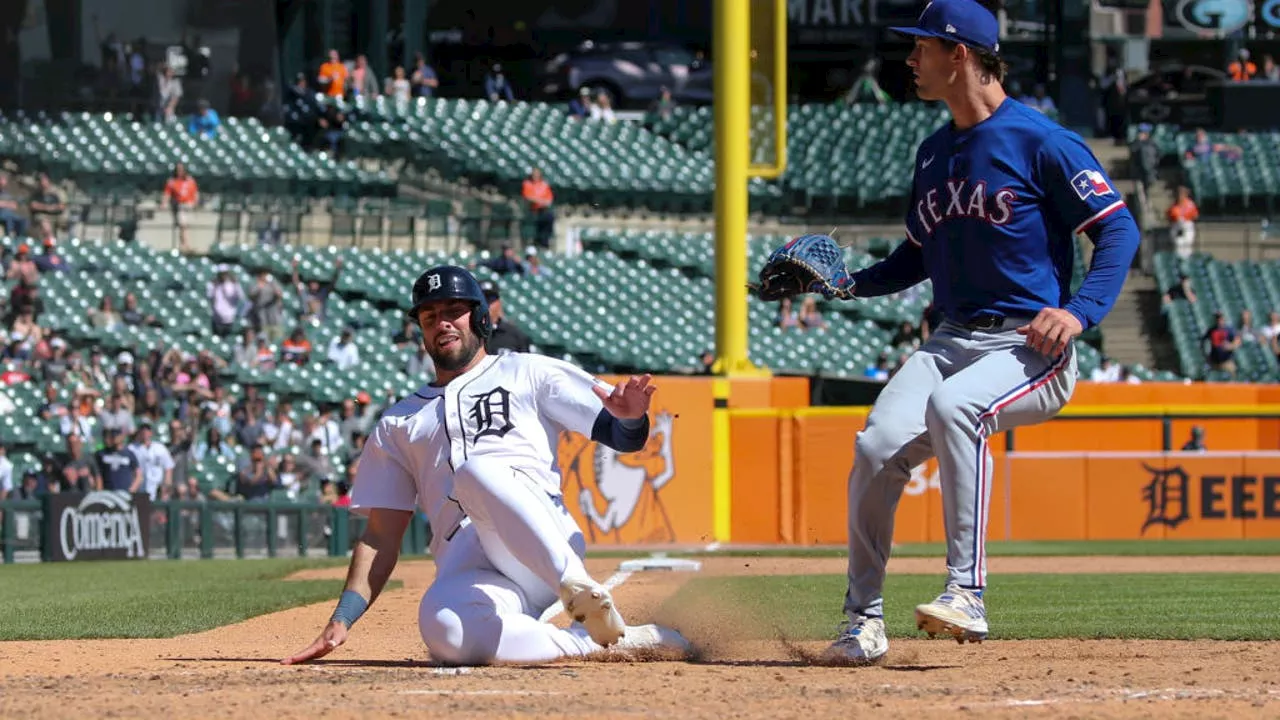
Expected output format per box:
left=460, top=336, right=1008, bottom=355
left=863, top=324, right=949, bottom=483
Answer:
left=427, top=331, right=483, bottom=372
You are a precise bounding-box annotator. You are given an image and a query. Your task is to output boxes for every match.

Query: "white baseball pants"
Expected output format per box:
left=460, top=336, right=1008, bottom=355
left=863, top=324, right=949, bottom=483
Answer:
left=418, top=456, right=602, bottom=664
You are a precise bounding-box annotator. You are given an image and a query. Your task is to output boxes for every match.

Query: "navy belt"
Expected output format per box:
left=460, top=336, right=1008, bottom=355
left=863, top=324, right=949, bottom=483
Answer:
left=963, top=314, right=1005, bottom=331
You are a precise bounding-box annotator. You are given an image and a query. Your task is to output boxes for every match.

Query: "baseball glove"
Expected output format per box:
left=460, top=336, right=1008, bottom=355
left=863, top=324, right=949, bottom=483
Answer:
left=750, top=233, right=856, bottom=301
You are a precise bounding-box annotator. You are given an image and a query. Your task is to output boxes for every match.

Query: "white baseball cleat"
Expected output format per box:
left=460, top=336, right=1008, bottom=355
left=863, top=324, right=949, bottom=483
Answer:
left=820, top=615, right=888, bottom=665
left=560, top=578, right=626, bottom=647
left=612, top=624, right=694, bottom=657
left=915, top=583, right=988, bottom=644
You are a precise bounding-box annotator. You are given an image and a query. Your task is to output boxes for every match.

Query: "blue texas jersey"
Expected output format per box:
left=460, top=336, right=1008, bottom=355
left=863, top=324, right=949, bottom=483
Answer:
left=901, top=98, right=1131, bottom=325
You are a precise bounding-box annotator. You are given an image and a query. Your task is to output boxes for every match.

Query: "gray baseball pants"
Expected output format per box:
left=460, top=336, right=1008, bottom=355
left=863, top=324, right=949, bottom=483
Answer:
left=843, top=317, right=1078, bottom=620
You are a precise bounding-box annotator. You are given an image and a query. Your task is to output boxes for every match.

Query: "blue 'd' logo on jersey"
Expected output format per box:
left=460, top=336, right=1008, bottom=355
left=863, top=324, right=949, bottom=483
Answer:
left=914, top=179, right=1017, bottom=236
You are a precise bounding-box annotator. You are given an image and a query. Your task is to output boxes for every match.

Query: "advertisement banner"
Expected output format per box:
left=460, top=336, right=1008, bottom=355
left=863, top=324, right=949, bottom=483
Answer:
left=557, top=376, right=714, bottom=545
left=43, top=491, right=151, bottom=562
left=1005, top=452, right=1280, bottom=541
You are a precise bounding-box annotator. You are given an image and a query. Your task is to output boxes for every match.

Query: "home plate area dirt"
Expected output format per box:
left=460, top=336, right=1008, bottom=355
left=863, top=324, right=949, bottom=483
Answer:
left=3, top=555, right=1279, bottom=719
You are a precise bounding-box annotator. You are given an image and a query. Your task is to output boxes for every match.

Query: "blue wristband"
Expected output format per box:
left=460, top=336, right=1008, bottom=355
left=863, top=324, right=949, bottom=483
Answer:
left=331, top=590, right=369, bottom=628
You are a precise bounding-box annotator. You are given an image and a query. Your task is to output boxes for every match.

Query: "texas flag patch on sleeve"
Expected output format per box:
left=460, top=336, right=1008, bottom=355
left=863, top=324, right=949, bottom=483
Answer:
left=1071, top=169, right=1114, bottom=200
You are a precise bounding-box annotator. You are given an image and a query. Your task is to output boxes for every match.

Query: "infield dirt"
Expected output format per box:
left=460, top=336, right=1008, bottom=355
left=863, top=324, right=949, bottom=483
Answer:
left=2, top=555, right=1278, bottom=719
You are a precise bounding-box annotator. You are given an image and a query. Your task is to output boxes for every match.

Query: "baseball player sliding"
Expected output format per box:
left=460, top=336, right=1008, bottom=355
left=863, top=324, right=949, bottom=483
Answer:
left=283, top=266, right=689, bottom=666
left=756, top=0, right=1139, bottom=664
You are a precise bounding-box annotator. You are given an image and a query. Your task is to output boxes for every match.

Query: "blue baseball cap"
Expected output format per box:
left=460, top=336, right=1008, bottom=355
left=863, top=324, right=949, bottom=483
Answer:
left=890, top=0, right=1001, bottom=55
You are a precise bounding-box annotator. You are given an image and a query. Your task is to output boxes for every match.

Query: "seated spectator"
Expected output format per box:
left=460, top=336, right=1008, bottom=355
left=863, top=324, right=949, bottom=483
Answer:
left=1238, top=309, right=1260, bottom=344
left=484, top=244, right=525, bottom=276
left=10, top=307, right=42, bottom=359
left=1186, top=127, right=1242, bottom=163
left=0, top=174, right=28, bottom=238
left=524, top=247, right=552, bottom=277
left=193, top=426, right=235, bottom=462
left=864, top=352, right=892, bottom=382
left=1090, top=355, right=1122, bottom=382
left=410, top=53, right=439, bottom=98
left=316, top=104, right=347, bottom=158
left=799, top=297, right=827, bottom=330
left=227, top=443, right=279, bottom=502
left=291, top=255, right=343, bottom=321
left=1262, top=54, right=1280, bottom=81
left=1167, top=187, right=1199, bottom=260
left=1161, top=273, right=1197, bottom=307
left=200, top=385, right=233, bottom=435
left=392, top=318, right=420, bottom=350
left=33, top=223, right=70, bottom=274
left=481, top=280, right=531, bottom=354
left=891, top=320, right=919, bottom=349
left=1019, top=83, right=1057, bottom=115
left=255, top=338, right=276, bottom=370
left=278, top=452, right=304, bottom=499
left=186, top=98, right=221, bottom=137
left=233, top=327, right=259, bottom=368
left=1202, top=311, right=1240, bottom=378
left=121, top=292, right=158, bottom=326
left=37, top=382, right=67, bottom=421
left=696, top=350, right=716, bottom=375
left=98, top=392, right=136, bottom=437
left=6, top=244, right=39, bottom=287
left=233, top=401, right=267, bottom=448
left=59, top=433, right=96, bottom=492
left=296, top=438, right=336, bottom=488
left=28, top=174, right=66, bottom=231
left=59, top=402, right=94, bottom=441
left=484, top=63, right=515, bottom=102
left=568, top=86, right=593, bottom=119
left=406, top=344, right=433, bottom=377
left=650, top=86, right=676, bottom=119
left=281, top=327, right=312, bottom=365
left=776, top=297, right=800, bottom=330
left=326, top=328, right=361, bottom=370
left=1261, top=310, right=1280, bottom=347
left=89, top=295, right=122, bottom=330
left=589, top=92, right=617, bottom=123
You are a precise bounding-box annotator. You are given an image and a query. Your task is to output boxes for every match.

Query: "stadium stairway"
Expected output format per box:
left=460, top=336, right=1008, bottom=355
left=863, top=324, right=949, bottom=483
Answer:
left=1097, top=270, right=1172, bottom=371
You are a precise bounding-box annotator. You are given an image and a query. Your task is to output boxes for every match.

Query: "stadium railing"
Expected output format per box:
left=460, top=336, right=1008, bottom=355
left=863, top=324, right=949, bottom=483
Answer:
left=0, top=499, right=431, bottom=564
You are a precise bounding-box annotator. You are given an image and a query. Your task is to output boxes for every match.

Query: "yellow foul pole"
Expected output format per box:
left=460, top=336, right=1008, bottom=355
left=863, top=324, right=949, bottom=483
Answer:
left=713, top=0, right=755, bottom=378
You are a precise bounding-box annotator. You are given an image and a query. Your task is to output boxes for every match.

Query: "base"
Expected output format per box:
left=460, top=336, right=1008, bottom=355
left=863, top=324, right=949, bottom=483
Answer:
left=618, top=553, right=703, bottom=573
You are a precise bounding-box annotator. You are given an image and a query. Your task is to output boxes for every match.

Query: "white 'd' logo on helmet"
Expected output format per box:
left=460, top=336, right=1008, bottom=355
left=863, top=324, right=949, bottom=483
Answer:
left=427, top=273, right=442, bottom=291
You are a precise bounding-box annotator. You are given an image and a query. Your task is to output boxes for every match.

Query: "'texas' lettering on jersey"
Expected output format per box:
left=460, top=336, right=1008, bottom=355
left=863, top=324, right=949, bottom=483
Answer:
left=914, top=179, right=1017, bottom=236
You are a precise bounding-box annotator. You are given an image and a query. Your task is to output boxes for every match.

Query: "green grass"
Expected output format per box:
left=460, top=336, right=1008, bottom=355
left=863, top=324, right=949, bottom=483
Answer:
left=673, top=539, right=1280, bottom=558
left=0, top=558, right=386, bottom=640
left=666, top=573, right=1280, bottom=641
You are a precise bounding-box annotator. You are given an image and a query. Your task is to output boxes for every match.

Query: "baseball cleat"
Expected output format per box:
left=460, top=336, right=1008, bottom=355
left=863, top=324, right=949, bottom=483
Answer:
left=914, top=583, right=988, bottom=644
left=820, top=615, right=888, bottom=665
left=612, top=624, right=693, bottom=657
left=560, top=579, right=626, bottom=647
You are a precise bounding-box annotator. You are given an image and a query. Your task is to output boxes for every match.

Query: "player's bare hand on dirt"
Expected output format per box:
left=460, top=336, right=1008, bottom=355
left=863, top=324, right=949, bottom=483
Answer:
left=1017, top=308, right=1083, bottom=357
left=281, top=621, right=349, bottom=665
left=593, top=374, right=656, bottom=419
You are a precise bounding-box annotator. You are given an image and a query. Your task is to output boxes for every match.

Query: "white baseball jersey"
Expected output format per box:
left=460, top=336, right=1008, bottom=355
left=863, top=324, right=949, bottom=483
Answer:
left=349, top=351, right=609, bottom=555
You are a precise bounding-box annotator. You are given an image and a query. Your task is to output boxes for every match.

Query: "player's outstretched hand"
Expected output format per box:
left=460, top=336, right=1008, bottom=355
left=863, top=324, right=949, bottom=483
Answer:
left=593, top=374, right=656, bottom=420
left=1017, top=308, right=1083, bottom=358
left=281, top=620, right=349, bottom=665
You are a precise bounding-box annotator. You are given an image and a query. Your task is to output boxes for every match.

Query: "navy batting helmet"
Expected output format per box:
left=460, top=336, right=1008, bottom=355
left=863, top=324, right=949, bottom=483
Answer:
left=407, top=265, right=493, bottom=339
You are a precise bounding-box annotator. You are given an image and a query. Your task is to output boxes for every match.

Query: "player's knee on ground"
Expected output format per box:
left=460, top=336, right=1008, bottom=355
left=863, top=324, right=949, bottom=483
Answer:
left=418, top=588, right=501, bottom=665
